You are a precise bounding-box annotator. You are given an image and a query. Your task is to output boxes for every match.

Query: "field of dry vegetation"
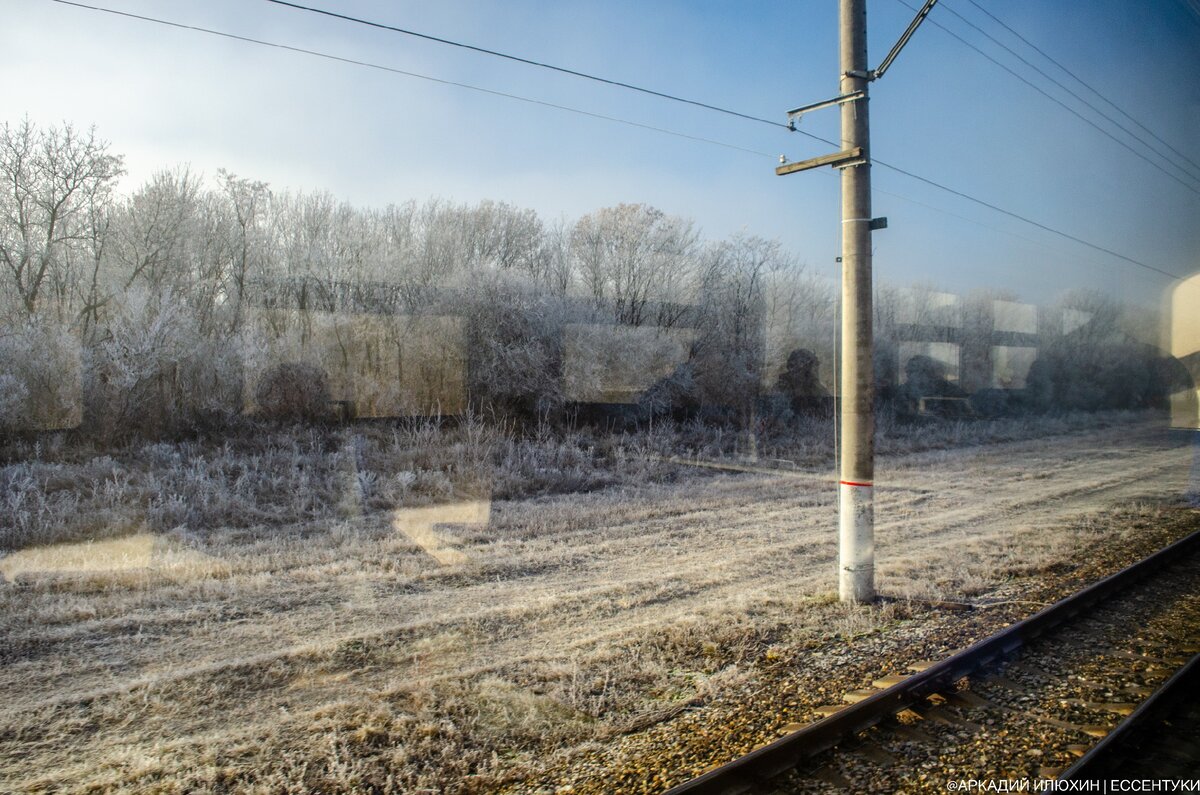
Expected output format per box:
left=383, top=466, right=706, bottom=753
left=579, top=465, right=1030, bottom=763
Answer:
left=1, top=412, right=1197, bottom=793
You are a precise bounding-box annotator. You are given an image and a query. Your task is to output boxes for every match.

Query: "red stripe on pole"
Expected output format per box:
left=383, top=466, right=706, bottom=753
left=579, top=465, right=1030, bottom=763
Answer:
left=839, top=480, right=873, bottom=488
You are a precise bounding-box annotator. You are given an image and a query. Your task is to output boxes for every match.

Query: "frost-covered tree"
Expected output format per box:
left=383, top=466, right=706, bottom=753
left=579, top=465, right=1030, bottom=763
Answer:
left=571, top=204, right=698, bottom=327
left=114, top=167, right=204, bottom=294
left=216, top=170, right=271, bottom=331
left=0, top=119, right=123, bottom=320
left=692, top=234, right=774, bottom=418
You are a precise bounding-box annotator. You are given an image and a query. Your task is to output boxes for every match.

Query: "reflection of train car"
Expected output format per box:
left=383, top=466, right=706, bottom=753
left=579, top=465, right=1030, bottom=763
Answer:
left=912, top=297, right=1043, bottom=395
left=245, top=280, right=709, bottom=424
left=869, top=286, right=1182, bottom=420
left=1168, top=273, right=1200, bottom=429
left=878, top=291, right=1047, bottom=417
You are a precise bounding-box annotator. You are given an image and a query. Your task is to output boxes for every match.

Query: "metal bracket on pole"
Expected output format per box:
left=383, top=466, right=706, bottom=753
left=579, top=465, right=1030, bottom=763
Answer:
left=775, top=147, right=864, bottom=176
left=871, top=0, right=938, bottom=81
left=786, top=90, right=865, bottom=127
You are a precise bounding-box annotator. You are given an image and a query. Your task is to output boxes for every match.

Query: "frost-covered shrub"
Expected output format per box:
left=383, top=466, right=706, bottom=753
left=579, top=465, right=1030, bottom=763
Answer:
left=0, top=374, right=28, bottom=433
left=459, top=272, right=567, bottom=423
left=84, top=292, right=242, bottom=440
left=254, top=361, right=333, bottom=423
left=0, top=319, right=83, bottom=434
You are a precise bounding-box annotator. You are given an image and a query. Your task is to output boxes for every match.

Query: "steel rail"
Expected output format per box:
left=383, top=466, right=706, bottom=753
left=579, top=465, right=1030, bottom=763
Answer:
left=663, top=528, right=1200, bottom=795
left=1059, top=651, right=1200, bottom=780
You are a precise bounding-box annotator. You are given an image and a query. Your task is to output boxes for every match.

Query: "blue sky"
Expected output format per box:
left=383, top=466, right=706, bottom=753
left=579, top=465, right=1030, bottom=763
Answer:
left=5, top=0, right=1199, bottom=305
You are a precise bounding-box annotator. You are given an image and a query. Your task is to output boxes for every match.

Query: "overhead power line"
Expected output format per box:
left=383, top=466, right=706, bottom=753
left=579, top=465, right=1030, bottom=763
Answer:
left=871, top=182, right=1118, bottom=272
left=780, top=128, right=1183, bottom=280
left=942, top=0, right=1200, bottom=186
left=893, top=0, right=1200, bottom=197
left=962, top=0, right=1200, bottom=179
left=262, top=0, right=793, bottom=132
left=49, top=0, right=1183, bottom=281
left=48, top=0, right=778, bottom=159
left=868, top=160, right=1183, bottom=280
left=256, top=0, right=855, bottom=157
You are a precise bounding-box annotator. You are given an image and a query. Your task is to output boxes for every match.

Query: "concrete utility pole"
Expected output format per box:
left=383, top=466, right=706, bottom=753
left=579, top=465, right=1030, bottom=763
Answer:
left=837, top=0, right=876, bottom=604
left=777, top=0, right=936, bottom=604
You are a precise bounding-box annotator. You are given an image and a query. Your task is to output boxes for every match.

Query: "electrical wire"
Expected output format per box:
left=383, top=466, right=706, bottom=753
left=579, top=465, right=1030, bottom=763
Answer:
left=263, top=0, right=794, bottom=132
left=892, top=0, right=1200, bottom=197
left=963, top=0, right=1200, bottom=179
left=48, top=0, right=780, bottom=160
left=869, top=183, right=1157, bottom=289
left=803, top=137, right=1185, bottom=280
left=256, top=0, right=862, bottom=156
left=941, top=0, right=1200, bottom=186
left=869, top=159, right=1183, bottom=279
left=872, top=184, right=1098, bottom=264
left=48, top=0, right=1185, bottom=282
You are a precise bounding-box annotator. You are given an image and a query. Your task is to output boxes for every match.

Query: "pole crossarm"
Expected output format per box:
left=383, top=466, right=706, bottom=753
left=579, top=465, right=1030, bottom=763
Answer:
left=786, top=90, right=865, bottom=123
left=872, top=0, right=938, bottom=80
left=775, top=147, right=865, bottom=175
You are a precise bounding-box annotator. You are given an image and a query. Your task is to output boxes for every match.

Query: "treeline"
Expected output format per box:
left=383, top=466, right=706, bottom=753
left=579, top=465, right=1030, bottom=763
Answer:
left=0, top=119, right=1179, bottom=443
left=0, top=119, right=835, bottom=440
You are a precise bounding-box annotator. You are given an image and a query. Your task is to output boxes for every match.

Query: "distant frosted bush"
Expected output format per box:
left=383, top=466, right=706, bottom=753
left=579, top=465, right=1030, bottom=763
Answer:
left=0, top=319, right=83, bottom=433
left=84, top=292, right=242, bottom=439
left=254, top=362, right=333, bottom=423
left=0, top=374, right=28, bottom=432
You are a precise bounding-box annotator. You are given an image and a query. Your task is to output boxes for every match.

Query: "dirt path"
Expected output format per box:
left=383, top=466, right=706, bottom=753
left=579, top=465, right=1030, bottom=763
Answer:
left=0, top=421, right=1195, bottom=792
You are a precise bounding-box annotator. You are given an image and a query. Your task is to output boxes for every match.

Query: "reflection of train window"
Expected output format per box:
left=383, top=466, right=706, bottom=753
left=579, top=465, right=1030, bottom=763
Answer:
left=244, top=310, right=467, bottom=418
left=898, top=342, right=959, bottom=383
left=991, top=346, right=1037, bottom=390
left=561, top=324, right=695, bottom=404
left=1169, top=273, right=1200, bottom=429
left=895, top=288, right=961, bottom=328
left=992, top=300, right=1038, bottom=334
left=1062, top=309, right=1092, bottom=335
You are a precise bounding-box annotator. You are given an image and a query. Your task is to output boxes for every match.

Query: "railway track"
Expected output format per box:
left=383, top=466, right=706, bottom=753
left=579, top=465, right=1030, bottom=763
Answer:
left=664, top=528, right=1200, bottom=794
left=1061, top=652, right=1200, bottom=780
